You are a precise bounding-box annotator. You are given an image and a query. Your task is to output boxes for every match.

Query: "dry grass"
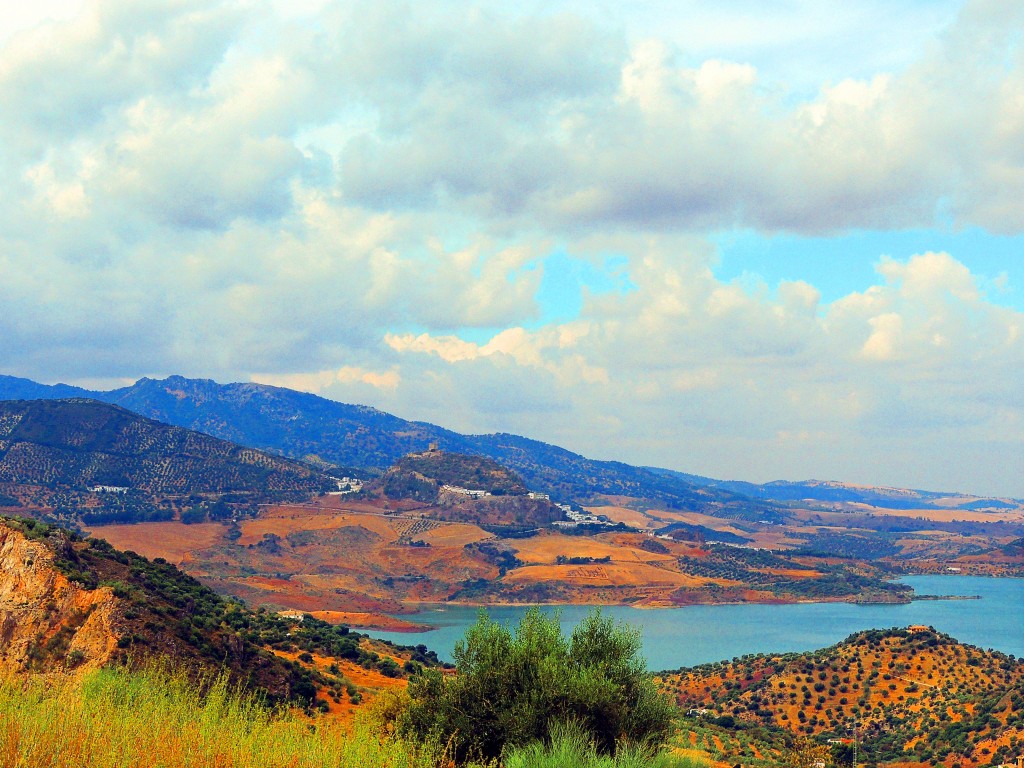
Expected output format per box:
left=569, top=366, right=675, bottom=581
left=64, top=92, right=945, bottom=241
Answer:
left=417, top=524, right=492, bottom=547
left=269, top=648, right=410, bottom=728
left=237, top=509, right=399, bottom=545
left=502, top=562, right=708, bottom=588
left=582, top=506, right=656, bottom=529
left=87, top=521, right=225, bottom=563
left=0, top=663, right=444, bottom=768
left=510, top=532, right=678, bottom=566
left=0, top=662, right=693, bottom=768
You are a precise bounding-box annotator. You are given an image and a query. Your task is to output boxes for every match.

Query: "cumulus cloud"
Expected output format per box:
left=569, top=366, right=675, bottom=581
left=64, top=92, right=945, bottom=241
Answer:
left=318, top=0, right=1024, bottom=234
left=4, top=0, right=1023, bottom=238
left=0, top=0, right=1022, bottom=494
left=371, top=249, right=1022, bottom=495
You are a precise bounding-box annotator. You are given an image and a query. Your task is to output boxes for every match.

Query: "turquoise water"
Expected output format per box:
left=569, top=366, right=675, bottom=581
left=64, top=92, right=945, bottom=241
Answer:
left=367, top=576, right=1023, bottom=670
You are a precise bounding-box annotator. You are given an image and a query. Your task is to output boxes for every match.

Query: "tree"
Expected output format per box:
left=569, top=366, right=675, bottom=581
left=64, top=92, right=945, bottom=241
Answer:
left=783, top=736, right=830, bottom=768
left=831, top=742, right=855, bottom=768
left=402, top=607, right=674, bottom=762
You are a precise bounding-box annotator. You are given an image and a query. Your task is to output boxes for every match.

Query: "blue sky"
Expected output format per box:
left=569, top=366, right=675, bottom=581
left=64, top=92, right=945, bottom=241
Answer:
left=0, top=0, right=1021, bottom=496
left=712, top=229, right=1023, bottom=309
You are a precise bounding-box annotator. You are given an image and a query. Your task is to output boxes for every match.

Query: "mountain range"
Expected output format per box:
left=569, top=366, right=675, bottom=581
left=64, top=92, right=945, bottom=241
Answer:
left=0, top=374, right=1016, bottom=514
left=0, top=398, right=335, bottom=525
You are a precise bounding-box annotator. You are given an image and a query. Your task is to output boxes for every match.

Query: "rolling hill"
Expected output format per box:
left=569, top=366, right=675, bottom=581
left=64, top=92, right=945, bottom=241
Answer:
left=2, top=375, right=1021, bottom=584
left=0, top=515, right=443, bottom=713
left=4, top=374, right=1017, bottom=518
left=657, top=627, right=1024, bottom=767
left=0, top=398, right=335, bottom=525
left=0, top=374, right=777, bottom=517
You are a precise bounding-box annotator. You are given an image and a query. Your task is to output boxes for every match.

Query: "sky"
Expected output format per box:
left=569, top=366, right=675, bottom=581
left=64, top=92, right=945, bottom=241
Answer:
left=1, top=0, right=1022, bottom=497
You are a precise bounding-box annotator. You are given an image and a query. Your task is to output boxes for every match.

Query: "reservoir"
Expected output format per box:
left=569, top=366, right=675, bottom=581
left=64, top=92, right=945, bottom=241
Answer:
left=367, top=576, right=1023, bottom=670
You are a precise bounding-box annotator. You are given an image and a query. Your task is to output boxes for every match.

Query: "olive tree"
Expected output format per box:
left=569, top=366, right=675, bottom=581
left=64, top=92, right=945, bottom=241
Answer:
left=402, top=607, right=675, bottom=762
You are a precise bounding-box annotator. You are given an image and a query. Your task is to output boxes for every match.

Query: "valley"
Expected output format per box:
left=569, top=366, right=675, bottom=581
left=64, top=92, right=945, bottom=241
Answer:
left=3, top=514, right=1021, bottom=768
left=0, top=383, right=1019, bottom=631
left=80, top=487, right=1023, bottom=635
left=0, top=376, right=1021, bottom=767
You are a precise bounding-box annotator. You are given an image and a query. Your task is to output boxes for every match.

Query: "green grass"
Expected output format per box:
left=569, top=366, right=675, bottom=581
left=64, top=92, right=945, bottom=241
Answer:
left=503, top=723, right=707, bottom=768
left=0, top=664, right=442, bottom=768
left=0, top=664, right=700, bottom=768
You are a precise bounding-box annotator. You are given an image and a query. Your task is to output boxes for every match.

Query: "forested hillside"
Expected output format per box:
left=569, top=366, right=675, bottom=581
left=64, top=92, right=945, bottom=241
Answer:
left=0, top=399, right=334, bottom=525
left=0, top=374, right=778, bottom=515
left=658, top=628, right=1024, bottom=766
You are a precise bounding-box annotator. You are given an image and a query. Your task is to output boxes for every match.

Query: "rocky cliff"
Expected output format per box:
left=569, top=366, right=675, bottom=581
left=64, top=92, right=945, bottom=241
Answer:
left=0, top=523, right=121, bottom=673
left=0, top=517, right=442, bottom=708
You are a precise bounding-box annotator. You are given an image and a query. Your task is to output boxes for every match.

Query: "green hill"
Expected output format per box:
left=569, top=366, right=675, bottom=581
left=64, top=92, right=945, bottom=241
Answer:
left=0, top=398, right=335, bottom=525
left=658, top=627, right=1024, bottom=767
left=0, top=375, right=779, bottom=517
left=382, top=450, right=529, bottom=500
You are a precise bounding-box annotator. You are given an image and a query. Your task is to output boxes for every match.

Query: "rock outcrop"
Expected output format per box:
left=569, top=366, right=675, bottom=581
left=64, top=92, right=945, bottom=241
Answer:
left=0, top=523, right=121, bottom=673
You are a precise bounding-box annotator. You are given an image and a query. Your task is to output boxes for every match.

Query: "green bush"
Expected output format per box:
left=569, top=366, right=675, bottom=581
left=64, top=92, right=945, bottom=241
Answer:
left=403, top=608, right=675, bottom=763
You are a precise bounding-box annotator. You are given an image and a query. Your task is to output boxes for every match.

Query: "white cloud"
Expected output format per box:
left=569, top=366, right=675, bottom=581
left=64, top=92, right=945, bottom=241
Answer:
left=1, top=0, right=1022, bottom=495
left=4, top=1, right=1023, bottom=237
left=253, top=365, right=400, bottom=394
left=386, top=333, right=481, bottom=363
left=373, top=248, right=1022, bottom=494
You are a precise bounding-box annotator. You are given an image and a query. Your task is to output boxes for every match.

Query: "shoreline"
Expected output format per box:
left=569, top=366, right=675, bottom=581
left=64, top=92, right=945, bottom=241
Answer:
left=307, top=610, right=434, bottom=633
left=374, top=589, right=989, bottom=630
left=337, top=576, right=1014, bottom=632
left=353, top=576, right=1024, bottom=669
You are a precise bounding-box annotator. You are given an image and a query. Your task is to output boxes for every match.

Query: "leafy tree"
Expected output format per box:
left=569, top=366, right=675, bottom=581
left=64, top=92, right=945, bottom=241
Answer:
left=180, top=506, right=207, bottom=525
left=783, top=736, right=830, bottom=768
left=831, top=742, right=854, bottom=768
left=402, top=608, right=674, bottom=762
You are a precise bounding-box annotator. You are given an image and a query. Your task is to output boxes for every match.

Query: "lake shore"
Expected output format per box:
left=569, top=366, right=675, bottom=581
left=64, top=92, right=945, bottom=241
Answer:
left=364, top=576, right=1024, bottom=668
left=308, top=610, right=434, bottom=632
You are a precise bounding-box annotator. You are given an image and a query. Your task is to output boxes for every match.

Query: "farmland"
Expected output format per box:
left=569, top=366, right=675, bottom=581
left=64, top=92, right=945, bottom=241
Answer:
left=84, top=490, right=927, bottom=628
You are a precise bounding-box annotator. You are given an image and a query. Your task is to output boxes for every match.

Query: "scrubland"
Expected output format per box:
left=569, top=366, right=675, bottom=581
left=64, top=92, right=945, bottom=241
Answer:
left=0, top=654, right=702, bottom=768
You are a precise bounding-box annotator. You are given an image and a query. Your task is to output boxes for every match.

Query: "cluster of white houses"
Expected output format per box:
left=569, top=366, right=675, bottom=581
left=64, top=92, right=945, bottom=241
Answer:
left=441, top=484, right=492, bottom=499
left=440, top=487, right=619, bottom=530
left=327, top=477, right=363, bottom=495
left=320, top=475, right=639, bottom=533
left=552, top=506, right=618, bottom=528
left=442, top=487, right=558, bottom=500
left=89, top=485, right=128, bottom=493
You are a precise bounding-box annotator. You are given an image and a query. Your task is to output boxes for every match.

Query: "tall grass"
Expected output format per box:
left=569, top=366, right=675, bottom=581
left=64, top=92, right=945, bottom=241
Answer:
left=0, top=664, right=441, bottom=768
left=502, top=723, right=707, bottom=768
left=0, top=666, right=699, bottom=768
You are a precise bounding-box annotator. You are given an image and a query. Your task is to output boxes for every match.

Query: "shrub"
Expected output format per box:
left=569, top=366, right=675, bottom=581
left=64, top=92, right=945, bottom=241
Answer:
left=403, top=608, right=675, bottom=763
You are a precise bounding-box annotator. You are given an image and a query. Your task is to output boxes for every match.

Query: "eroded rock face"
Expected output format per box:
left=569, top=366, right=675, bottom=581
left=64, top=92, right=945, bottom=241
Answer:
left=0, top=524, right=121, bottom=673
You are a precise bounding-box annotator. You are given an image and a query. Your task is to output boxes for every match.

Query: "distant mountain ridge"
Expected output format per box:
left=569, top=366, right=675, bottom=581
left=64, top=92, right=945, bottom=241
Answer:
left=0, top=376, right=93, bottom=401
left=1, top=374, right=1015, bottom=512
left=0, top=374, right=774, bottom=517
left=647, top=467, right=1020, bottom=510
left=0, top=398, right=337, bottom=526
